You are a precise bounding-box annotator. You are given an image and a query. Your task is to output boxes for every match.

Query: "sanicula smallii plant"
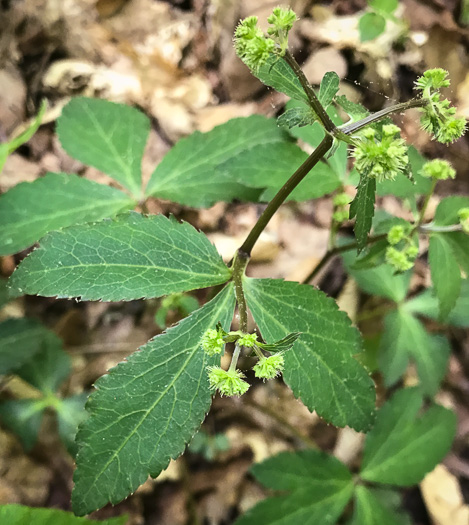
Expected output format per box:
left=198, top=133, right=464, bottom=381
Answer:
left=204, top=8, right=466, bottom=396
left=2, top=5, right=467, bottom=520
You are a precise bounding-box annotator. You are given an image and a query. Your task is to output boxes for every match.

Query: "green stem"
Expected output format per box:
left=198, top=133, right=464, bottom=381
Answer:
left=416, top=178, right=437, bottom=227
left=283, top=50, right=337, bottom=133
left=302, top=233, right=387, bottom=284
left=419, top=223, right=463, bottom=233
left=240, top=135, right=333, bottom=255
left=340, top=98, right=429, bottom=135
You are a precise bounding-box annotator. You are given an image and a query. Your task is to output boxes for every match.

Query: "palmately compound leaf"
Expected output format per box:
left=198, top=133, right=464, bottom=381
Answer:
left=10, top=212, right=231, bottom=301
left=379, top=309, right=450, bottom=395
left=360, top=388, right=457, bottom=486
left=145, top=115, right=288, bottom=207
left=219, top=142, right=340, bottom=203
left=0, top=173, right=135, bottom=256
left=57, top=97, right=150, bottom=198
left=255, top=54, right=308, bottom=104
left=72, top=285, right=235, bottom=516
left=318, top=71, right=340, bottom=109
left=0, top=504, right=127, bottom=525
left=350, top=486, right=411, bottom=525
left=235, top=450, right=353, bottom=525
left=0, top=318, right=50, bottom=375
left=243, top=278, right=376, bottom=431
left=428, top=234, right=462, bottom=319
left=349, top=171, right=376, bottom=253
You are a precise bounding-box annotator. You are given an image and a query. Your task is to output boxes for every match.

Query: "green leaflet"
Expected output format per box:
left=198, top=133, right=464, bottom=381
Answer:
left=255, top=54, right=308, bottom=104
left=379, top=309, right=450, bottom=395
left=350, top=486, right=411, bottom=525
left=220, top=142, right=340, bottom=202
left=0, top=173, right=135, bottom=256
left=235, top=450, right=353, bottom=525
left=318, top=72, right=340, bottom=108
left=16, top=331, right=71, bottom=393
left=257, top=332, right=302, bottom=353
left=369, top=0, right=399, bottom=14
left=0, top=504, right=127, bottom=525
left=145, top=115, right=288, bottom=207
left=10, top=213, right=231, bottom=301
left=277, top=106, right=317, bottom=129
left=56, top=393, right=89, bottom=456
left=72, top=284, right=235, bottom=516
left=243, top=278, right=376, bottom=431
left=350, top=172, right=376, bottom=253
left=428, top=234, right=461, bottom=319
left=335, top=95, right=369, bottom=122
left=434, top=196, right=469, bottom=225
left=405, top=280, right=469, bottom=327
left=342, top=250, right=411, bottom=302
left=0, top=318, right=49, bottom=375
left=360, top=388, right=456, bottom=485
left=57, top=97, right=150, bottom=198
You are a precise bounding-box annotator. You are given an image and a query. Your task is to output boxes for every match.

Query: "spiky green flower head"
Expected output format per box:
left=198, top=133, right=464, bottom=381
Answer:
left=414, top=69, right=467, bottom=144
left=201, top=328, right=225, bottom=356
left=238, top=332, right=258, bottom=348
left=332, top=209, right=349, bottom=223
left=267, top=7, right=298, bottom=53
left=352, top=124, right=408, bottom=182
left=333, top=192, right=352, bottom=207
left=234, top=16, right=275, bottom=71
left=253, top=353, right=285, bottom=380
left=420, top=159, right=456, bottom=180
left=458, top=207, right=469, bottom=234
left=387, top=224, right=406, bottom=245
left=207, top=367, right=250, bottom=396
left=385, top=246, right=414, bottom=272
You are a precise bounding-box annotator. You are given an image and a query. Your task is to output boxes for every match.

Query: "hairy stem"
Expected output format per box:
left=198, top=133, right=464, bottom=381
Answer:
left=240, top=135, right=333, bottom=255
left=419, top=223, right=463, bottom=233
left=302, top=234, right=387, bottom=284
left=340, top=98, right=429, bottom=135
left=416, top=178, right=437, bottom=227
left=283, top=50, right=336, bottom=133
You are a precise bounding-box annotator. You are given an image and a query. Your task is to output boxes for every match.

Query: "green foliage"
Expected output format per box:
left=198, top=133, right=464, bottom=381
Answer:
left=349, top=172, right=376, bottom=253
left=188, top=429, right=230, bottom=460
left=235, top=450, right=354, bottom=525
left=236, top=388, right=454, bottom=525
left=360, top=388, right=456, bottom=485
left=72, top=285, right=235, bottom=515
left=0, top=504, right=127, bottom=525
left=57, top=97, right=150, bottom=197
left=10, top=213, right=231, bottom=301
left=154, top=292, right=199, bottom=329
left=0, top=100, right=47, bottom=173
left=243, top=278, right=376, bottom=431
left=0, top=173, right=135, bottom=256
left=359, top=0, right=399, bottom=42
left=0, top=326, right=87, bottom=454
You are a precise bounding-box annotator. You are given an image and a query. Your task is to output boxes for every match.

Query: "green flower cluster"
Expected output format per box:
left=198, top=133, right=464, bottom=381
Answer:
left=420, top=159, right=456, bottom=180
left=385, top=223, right=418, bottom=272
left=234, top=8, right=298, bottom=71
left=459, top=207, right=469, bottom=234
left=415, top=69, right=466, bottom=144
left=201, top=328, right=225, bottom=356
left=253, top=353, right=285, bottom=380
left=332, top=192, right=351, bottom=223
left=352, top=124, right=408, bottom=182
left=207, top=367, right=250, bottom=397
left=238, top=332, right=258, bottom=347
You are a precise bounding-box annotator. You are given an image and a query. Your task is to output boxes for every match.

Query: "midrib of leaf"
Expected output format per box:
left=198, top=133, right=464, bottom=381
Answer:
left=77, top=286, right=233, bottom=503
left=362, top=420, right=447, bottom=479
left=81, top=103, right=137, bottom=191
left=245, top=286, right=368, bottom=422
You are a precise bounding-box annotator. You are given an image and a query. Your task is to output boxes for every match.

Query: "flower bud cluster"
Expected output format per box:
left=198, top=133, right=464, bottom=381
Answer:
left=201, top=327, right=286, bottom=397
left=414, top=69, right=466, bottom=144
left=352, top=124, right=408, bottom=182
left=234, top=8, right=298, bottom=71
left=420, top=159, right=456, bottom=180
left=385, top=223, right=418, bottom=272
left=458, top=207, right=469, bottom=234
